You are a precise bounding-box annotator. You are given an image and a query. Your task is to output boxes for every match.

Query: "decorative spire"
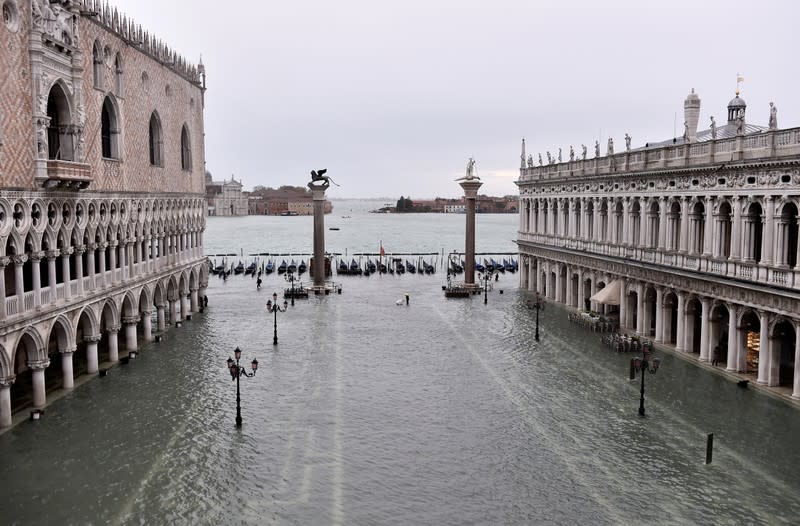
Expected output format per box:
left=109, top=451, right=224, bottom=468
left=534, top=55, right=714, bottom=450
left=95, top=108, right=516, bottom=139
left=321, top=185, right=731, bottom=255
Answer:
left=735, top=73, right=744, bottom=96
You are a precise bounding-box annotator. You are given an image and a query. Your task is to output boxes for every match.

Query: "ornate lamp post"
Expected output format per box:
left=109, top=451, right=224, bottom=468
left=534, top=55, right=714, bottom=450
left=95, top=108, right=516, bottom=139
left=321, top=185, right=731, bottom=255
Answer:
left=479, top=270, right=493, bottom=304
left=285, top=270, right=296, bottom=306
left=631, top=348, right=661, bottom=417
left=266, top=292, right=288, bottom=345
left=527, top=294, right=545, bottom=341
left=226, top=346, right=258, bottom=428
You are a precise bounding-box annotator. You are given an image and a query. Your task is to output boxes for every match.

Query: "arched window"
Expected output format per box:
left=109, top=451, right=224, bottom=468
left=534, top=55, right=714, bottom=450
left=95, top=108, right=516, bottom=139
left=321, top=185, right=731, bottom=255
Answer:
left=101, top=96, right=120, bottom=159
left=149, top=112, right=162, bottom=166
left=92, top=40, right=103, bottom=88
left=46, top=83, right=74, bottom=161
left=180, top=125, right=192, bottom=170
left=114, top=53, right=124, bottom=96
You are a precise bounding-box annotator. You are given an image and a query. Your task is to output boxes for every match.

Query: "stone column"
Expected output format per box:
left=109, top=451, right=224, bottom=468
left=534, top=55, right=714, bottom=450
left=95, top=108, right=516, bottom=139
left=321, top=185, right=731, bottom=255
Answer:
left=565, top=266, right=573, bottom=307
left=762, top=196, right=774, bottom=266
left=86, top=244, right=96, bottom=290
left=61, top=247, right=72, bottom=300
left=793, top=321, right=800, bottom=399
left=170, top=299, right=179, bottom=325
left=726, top=304, right=739, bottom=372
left=60, top=346, right=76, bottom=389
left=621, top=198, right=630, bottom=246
left=730, top=197, right=742, bottom=260
left=141, top=310, right=153, bottom=342
left=703, top=197, right=714, bottom=257
left=29, top=359, right=49, bottom=407
left=75, top=246, right=85, bottom=296
left=190, top=288, right=199, bottom=313
left=180, top=294, right=188, bottom=320
left=97, top=243, right=107, bottom=287
left=0, top=376, right=14, bottom=427
left=618, top=280, right=627, bottom=326
left=30, top=251, right=42, bottom=309
left=123, top=316, right=139, bottom=351
left=85, top=335, right=101, bottom=374
left=12, top=255, right=26, bottom=307
left=636, top=282, right=645, bottom=335
left=0, top=257, right=7, bottom=320
left=109, top=241, right=118, bottom=283
left=555, top=266, right=563, bottom=304
left=156, top=304, right=166, bottom=332
left=311, top=185, right=328, bottom=288
left=107, top=326, right=120, bottom=362
left=757, top=311, right=770, bottom=384
left=658, top=197, right=668, bottom=251
left=675, top=291, right=686, bottom=352
left=460, top=178, right=483, bottom=288
left=593, top=198, right=601, bottom=242
left=699, top=298, right=711, bottom=361
left=679, top=197, right=690, bottom=253
left=654, top=288, right=664, bottom=343
left=46, top=250, right=58, bottom=301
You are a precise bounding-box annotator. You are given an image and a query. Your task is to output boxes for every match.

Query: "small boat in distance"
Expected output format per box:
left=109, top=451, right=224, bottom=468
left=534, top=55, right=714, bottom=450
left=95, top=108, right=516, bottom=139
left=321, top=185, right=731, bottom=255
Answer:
left=265, top=260, right=274, bottom=274
left=288, top=260, right=297, bottom=273
left=298, top=260, right=307, bottom=274
left=277, top=260, right=287, bottom=274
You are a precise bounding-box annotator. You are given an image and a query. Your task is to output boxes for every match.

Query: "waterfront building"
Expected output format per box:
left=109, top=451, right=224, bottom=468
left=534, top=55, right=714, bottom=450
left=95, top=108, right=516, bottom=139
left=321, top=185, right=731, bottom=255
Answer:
left=0, top=0, right=208, bottom=426
left=517, top=89, right=800, bottom=400
left=205, top=173, right=248, bottom=216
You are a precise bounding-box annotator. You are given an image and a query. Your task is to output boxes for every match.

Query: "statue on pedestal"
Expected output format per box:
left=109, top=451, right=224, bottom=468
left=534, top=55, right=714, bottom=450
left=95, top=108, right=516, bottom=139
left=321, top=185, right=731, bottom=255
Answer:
left=456, top=157, right=479, bottom=181
left=527, top=154, right=533, bottom=168
left=769, top=102, right=778, bottom=130
left=607, top=137, right=614, bottom=156
left=308, top=168, right=338, bottom=189
left=581, top=144, right=587, bottom=160
left=594, top=141, right=600, bottom=158
left=569, top=145, right=574, bottom=162
left=624, top=133, right=631, bottom=151
left=558, top=148, right=562, bottom=163
left=538, top=153, right=543, bottom=166
left=710, top=116, right=717, bottom=139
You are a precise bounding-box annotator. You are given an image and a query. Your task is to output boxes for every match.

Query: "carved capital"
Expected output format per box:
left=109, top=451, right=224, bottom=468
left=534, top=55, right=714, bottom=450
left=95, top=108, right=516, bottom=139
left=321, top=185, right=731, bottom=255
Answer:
left=61, top=247, right=74, bottom=257
left=84, top=334, right=102, bottom=344
left=11, top=254, right=28, bottom=265
left=0, top=256, right=9, bottom=268
left=29, top=251, right=44, bottom=263
left=107, top=325, right=121, bottom=334
left=27, top=359, right=50, bottom=370
left=59, top=346, right=77, bottom=355
left=74, top=245, right=86, bottom=255
left=122, top=315, right=140, bottom=325
left=45, top=249, right=59, bottom=260
left=0, top=376, right=16, bottom=388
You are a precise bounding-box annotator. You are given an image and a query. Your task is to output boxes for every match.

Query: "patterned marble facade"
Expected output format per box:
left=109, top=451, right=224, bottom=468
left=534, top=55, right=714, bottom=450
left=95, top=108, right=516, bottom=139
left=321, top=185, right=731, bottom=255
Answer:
left=517, top=90, right=800, bottom=401
left=0, top=0, right=207, bottom=427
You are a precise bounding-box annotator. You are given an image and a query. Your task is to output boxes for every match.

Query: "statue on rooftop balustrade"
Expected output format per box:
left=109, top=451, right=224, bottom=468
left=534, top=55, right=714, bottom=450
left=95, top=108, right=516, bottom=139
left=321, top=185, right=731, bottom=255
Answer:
left=569, top=145, right=574, bottom=161
left=625, top=133, right=631, bottom=151
left=710, top=116, right=717, bottom=139
left=582, top=144, right=587, bottom=160
left=607, top=137, right=614, bottom=156
left=538, top=153, right=543, bottom=166
left=769, top=102, right=778, bottom=130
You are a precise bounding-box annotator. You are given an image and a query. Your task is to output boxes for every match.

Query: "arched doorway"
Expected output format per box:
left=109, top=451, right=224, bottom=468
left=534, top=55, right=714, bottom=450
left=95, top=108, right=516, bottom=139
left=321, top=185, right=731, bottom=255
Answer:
left=740, top=310, right=761, bottom=374
left=685, top=297, right=702, bottom=354
left=708, top=303, right=730, bottom=366
left=716, top=201, right=733, bottom=258
left=771, top=320, right=796, bottom=387
left=662, top=292, right=678, bottom=345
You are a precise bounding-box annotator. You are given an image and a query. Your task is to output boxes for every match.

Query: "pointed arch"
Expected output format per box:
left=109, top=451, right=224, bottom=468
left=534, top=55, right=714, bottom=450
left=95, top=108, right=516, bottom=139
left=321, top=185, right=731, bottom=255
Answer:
left=180, top=124, right=192, bottom=171
left=101, top=95, right=120, bottom=159
left=149, top=111, right=163, bottom=166
left=92, top=40, right=103, bottom=88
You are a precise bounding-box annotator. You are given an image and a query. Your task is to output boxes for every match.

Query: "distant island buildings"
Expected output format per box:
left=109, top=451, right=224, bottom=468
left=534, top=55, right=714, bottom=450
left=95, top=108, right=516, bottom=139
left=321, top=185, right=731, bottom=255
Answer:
left=205, top=176, right=332, bottom=216
left=376, top=195, right=518, bottom=214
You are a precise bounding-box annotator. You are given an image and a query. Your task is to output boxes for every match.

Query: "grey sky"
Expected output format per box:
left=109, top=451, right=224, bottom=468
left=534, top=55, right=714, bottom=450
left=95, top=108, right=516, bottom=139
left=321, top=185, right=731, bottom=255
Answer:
left=113, top=0, right=798, bottom=199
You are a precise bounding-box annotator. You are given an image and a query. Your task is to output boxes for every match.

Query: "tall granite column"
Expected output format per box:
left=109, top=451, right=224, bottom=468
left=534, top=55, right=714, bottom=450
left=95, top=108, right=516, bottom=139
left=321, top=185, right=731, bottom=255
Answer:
left=310, top=184, right=328, bottom=288
left=460, top=178, right=483, bottom=288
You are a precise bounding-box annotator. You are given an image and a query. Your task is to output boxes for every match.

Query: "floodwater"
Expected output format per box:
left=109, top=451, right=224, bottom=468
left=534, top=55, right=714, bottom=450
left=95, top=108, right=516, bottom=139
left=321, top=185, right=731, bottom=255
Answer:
left=1, top=200, right=798, bottom=525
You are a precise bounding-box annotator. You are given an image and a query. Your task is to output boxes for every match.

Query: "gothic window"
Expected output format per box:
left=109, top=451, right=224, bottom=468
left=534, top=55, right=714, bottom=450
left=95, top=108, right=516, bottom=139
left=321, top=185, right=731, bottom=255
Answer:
left=101, top=96, right=120, bottom=159
left=149, top=112, right=163, bottom=166
left=114, top=53, right=124, bottom=96
left=92, top=41, right=103, bottom=89
left=180, top=125, right=192, bottom=170
left=46, top=83, right=74, bottom=161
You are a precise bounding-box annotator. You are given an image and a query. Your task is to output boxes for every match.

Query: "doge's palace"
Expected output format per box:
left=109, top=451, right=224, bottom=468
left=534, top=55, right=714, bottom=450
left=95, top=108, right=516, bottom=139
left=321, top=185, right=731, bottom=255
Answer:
left=517, top=88, right=800, bottom=402
left=0, top=0, right=208, bottom=426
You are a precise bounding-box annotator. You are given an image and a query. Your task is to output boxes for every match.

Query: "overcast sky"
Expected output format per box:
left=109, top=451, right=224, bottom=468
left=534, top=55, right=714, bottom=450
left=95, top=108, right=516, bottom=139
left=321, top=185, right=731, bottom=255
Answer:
left=112, top=0, right=798, bottom=199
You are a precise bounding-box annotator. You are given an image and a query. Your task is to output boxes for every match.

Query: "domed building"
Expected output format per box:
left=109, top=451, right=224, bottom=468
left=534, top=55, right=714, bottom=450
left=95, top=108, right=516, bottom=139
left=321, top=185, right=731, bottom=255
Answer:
left=517, top=88, right=800, bottom=402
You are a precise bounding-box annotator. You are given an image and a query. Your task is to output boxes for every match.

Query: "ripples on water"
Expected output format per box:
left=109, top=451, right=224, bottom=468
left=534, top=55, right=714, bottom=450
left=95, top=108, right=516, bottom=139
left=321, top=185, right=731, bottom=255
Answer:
left=1, top=204, right=799, bottom=525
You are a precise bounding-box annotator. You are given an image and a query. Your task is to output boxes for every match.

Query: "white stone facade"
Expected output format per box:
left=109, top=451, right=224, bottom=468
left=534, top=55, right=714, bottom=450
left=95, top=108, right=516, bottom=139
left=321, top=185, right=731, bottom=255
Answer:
left=516, top=92, right=800, bottom=401
left=0, top=1, right=207, bottom=427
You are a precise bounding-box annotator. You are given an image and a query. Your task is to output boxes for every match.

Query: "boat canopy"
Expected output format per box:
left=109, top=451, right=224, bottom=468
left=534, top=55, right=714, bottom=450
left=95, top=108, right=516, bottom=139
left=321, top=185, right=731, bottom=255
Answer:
left=589, top=279, right=621, bottom=305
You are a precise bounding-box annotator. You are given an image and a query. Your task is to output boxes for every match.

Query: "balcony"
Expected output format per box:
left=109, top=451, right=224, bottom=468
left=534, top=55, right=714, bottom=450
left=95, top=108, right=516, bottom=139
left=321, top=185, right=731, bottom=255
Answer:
left=43, top=160, right=93, bottom=189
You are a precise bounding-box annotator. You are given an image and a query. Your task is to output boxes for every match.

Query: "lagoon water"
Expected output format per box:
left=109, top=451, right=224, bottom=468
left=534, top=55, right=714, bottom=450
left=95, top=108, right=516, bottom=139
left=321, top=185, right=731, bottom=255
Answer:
left=1, top=199, right=799, bottom=525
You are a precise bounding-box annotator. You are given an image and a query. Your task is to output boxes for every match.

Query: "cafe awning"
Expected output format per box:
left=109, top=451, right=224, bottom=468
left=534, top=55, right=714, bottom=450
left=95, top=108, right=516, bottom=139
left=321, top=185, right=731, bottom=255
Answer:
left=590, top=279, right=621, bottom=306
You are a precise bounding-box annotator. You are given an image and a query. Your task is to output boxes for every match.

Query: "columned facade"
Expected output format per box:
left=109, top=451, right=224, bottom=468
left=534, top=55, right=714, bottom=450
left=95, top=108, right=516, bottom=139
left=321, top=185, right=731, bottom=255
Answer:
left=517, top=91, right=800, bottom=401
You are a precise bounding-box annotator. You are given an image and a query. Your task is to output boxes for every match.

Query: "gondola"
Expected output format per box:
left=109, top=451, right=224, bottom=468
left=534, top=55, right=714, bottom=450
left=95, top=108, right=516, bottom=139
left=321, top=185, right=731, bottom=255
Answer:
left=233, top=261, right=245, bottom=274
left=265, top=260, right=274, bottom=274
left=298, top=260, right=307, bottom=274
left=349, top=258, right=362, bottom=275
left=503, top=259, right=515, bottom=272
left=245, top=262, right=257, bottom=275
left=288, top=259, right=297, bottom=273
left=406, top=260, right=416, bottom=273
left=475, top=260, right=485, bottom=272
left=395, top=260, right=405, bottom=274
left=277, top=260, right=287, bottom=274
left=337, top=259, right=349, bottom=274
left=376, top=259, right=387, bottom=273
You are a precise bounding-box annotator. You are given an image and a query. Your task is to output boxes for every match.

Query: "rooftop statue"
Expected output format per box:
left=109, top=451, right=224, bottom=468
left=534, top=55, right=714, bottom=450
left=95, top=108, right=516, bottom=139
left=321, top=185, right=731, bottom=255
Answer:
left=581, top=144, right=587, bottom=160
left=769, top=102, right=778, bottom=130
left=683, top=121, right=689, bottom=140
left=624, top=133, right=631, bottom=151
left=735, top=112, right=745, bottom=135
left=569, top=145, right=575, bottom=162
left=607, top=137, right=614, bottom=156
left=527, top=154, right=533, bottom=168
left=594, top=141, right=600, bottom=158
left=558, top=148, right=562, bottom=163
left=538, top=153, right=543, bottom=166
left=546, top=151, right=552, bottom=164
left=710, top=116, right=717, bottom=139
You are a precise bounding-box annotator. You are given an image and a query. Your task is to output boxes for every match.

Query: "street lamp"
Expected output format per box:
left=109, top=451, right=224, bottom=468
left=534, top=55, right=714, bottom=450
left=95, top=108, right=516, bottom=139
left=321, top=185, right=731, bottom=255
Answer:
left=527, top=294, right=545, bottom=341
left=479, top=271, right=493, bottom=304
left=631, top=348, right=661, bottom=417
left=266, top=292, right=288, bottom=345
left=226, top=346, right=258, bottom=428
left=285, top=270, right=296, bottom=306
